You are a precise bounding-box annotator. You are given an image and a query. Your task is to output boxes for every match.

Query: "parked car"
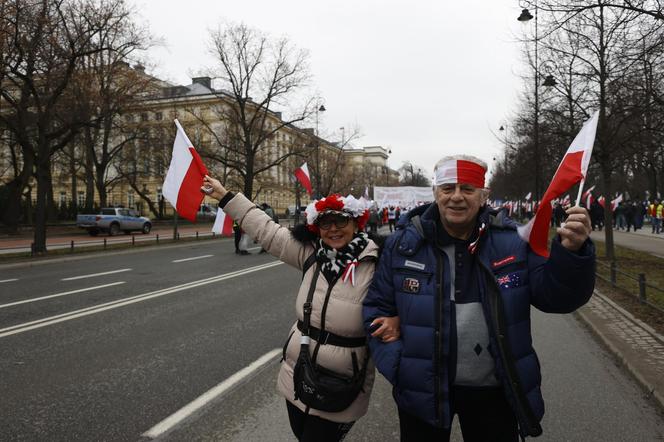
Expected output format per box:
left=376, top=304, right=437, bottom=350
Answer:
left=76, top=208, right=152, bottom=236
left=197, top=203, right=218, bottom=220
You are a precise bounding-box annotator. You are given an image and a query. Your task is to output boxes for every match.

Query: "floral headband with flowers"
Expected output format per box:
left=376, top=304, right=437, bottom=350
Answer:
left=304, top=194, right=370, bottom=233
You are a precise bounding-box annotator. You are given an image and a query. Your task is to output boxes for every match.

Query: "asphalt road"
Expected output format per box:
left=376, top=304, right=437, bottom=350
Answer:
left=1, top=239, right=664, bottom=441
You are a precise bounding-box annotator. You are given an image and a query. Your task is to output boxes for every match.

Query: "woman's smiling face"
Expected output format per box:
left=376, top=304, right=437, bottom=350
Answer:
left=318, top=214, right=357, bottom=249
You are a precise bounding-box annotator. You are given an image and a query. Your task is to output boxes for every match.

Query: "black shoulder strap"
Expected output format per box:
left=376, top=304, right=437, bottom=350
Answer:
left=302, top=252, right=317, bottom=280
left=300, top=264, right=321, bottom=337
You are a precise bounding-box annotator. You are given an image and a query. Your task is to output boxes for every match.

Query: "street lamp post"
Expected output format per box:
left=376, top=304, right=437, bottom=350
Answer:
left=315, top=104, right=326, bottom=198
left=518, top=5, right=541, bottom=203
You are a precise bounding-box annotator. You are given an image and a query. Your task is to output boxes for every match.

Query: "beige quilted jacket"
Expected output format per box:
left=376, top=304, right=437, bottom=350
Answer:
left=223, top=193, right=378, bottom=423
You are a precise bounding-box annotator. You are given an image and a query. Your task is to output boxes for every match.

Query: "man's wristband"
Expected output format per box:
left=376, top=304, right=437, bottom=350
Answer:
left=217, top=192, right=235, bottom=209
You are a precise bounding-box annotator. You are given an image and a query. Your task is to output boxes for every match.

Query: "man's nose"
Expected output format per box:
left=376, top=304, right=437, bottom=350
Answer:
left=451, top=185, right=464, bottom=199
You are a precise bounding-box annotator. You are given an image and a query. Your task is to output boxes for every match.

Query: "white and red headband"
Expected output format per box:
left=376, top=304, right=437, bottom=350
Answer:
left=434, top=159, right=486, bottom=188
left=304, top=194, right=370, bottom=233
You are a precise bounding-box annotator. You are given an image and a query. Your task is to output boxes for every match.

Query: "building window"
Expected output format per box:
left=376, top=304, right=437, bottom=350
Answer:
left=59, top=192, right=67, bottom=207
left=140, top=113, right=148, bottom=122
left=128, top=190, right=135, bottom=208
left=155, top=112, right=163, bottom=121
left=156, top=156, right=164, bottom=175
left=77, top=191, right=85, bottom=208
left=143, top=158, right=150, bottom=174
left=156, top=187, right=162, bottom=201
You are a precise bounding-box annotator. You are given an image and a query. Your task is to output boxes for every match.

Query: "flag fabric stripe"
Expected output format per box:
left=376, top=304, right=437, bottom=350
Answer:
left=518, top=111, right=599, bottom=257
left=295, top=162, right=313, bottom=196
left=212, top=210, right=234, bottom=236
left=162, top=120, right=208, bottom=222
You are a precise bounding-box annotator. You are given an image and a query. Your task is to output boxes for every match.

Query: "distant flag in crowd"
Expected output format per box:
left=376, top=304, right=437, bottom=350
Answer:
left=611, top=193, right=623, bottom=211
left=162, top=119, right=209, bottom=222
left=363, top=186, right=370, bottom=199
left=212, top=210, right=234, bottom=237
left=294, top=162, right=313, bottom=196
left=524, top=191, right=532, bottom=201
left=598, top=195, right=605, bottom=208
left=582, top=185, right=596, bottom=207
left=518, top=111, right=599, bottom=257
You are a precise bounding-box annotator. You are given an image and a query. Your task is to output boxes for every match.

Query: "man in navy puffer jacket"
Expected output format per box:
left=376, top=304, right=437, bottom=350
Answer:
left=363, top=155, right=595, bottom=441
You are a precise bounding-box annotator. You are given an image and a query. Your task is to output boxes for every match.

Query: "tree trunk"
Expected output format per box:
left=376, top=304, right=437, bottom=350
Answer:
left=96, top=167, right=107, bottom=208
left=243, top=148, right=254, bottom=199
left=1, top=153, right=34, bottom=232
left=601, top=166, right=614, bottom=261
left=33, top=155, right=50, bottom=254
left=70, top=150, right=78, bottom=218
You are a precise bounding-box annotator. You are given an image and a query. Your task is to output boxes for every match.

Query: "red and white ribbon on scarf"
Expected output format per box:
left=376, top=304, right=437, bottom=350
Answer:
left=341, top=258, right=359, bottom=286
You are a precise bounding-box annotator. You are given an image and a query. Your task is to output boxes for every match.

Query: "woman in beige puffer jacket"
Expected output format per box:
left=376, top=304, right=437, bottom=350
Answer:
left=202, top=175, right=399, bottom=442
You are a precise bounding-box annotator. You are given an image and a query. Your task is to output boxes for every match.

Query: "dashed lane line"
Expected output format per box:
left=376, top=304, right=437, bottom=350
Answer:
left=0, top=261, right=283, bottom=339
left=0, top=282, right=126, bottom=309
left=0, top=279, right=18, bottom=283
left=61, top=268, right=132, bottom=281
left=172, top=255, right=214, bottom=263
left=142, top=348, right=281, bottom=439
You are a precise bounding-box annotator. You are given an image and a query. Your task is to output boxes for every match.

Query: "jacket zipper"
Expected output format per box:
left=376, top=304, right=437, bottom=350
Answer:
left=479, top=260, right=541, bottom=437
left=434, top=251, right=443, bottom=425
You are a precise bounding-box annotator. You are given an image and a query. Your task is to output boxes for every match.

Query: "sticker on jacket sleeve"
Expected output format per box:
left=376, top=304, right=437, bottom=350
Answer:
left=402, top=277, right=421, bottom=293
left=496, top=272, right=522, bottom=289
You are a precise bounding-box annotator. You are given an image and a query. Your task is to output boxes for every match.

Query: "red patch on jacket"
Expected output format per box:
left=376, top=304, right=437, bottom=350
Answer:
left=492, top=255, right=516, bottom=269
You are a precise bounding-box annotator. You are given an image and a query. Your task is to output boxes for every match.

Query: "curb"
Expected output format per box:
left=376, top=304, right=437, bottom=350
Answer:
left=576, top=290, right=664, bottom=412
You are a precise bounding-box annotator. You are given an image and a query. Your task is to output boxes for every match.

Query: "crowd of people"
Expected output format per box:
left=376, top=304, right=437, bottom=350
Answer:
left=201, top=154, right=596, bottom=442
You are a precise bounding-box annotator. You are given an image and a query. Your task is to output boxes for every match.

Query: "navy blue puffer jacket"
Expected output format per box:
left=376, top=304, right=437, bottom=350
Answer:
left=363, top=203, right=595, bottom=437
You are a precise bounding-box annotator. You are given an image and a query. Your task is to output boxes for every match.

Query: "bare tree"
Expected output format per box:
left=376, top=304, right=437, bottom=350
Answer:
left=200, top=23, right=315, bottom=200
left=0, top=0, right=142, bottom=253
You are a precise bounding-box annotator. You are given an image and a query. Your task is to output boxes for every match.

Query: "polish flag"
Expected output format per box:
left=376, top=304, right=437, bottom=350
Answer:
left=163, top=120, right=209, bottom=222
left=212, top=210, right=234, bottom=236
left=525, top=192, right=532, bottom=201
left=598, top=196, right=605, bottom=208
left=295, top=162, right=313, bottom=196
left=582, top=185, right=596, bottom=207
left=611, top=194, right=623, bottom=211
left=518, top=111, right=599, bottom=257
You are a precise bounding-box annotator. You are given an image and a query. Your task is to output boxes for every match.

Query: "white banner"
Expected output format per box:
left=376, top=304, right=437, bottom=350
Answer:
left=373, top=186, right=433, bottom=208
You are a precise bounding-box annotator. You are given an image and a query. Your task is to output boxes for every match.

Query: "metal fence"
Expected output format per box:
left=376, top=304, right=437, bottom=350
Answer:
left=0, top=230, right=226, bottom=257
left=596, top=260, right=664, bottom=314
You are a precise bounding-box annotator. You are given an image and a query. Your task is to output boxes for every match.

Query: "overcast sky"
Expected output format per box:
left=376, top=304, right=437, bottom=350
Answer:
left=131, top=0, right=529, bottom=176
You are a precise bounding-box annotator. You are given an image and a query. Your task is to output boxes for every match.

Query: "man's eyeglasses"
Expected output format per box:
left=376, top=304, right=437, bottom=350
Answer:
left=317, top=215, right=350, bottom=230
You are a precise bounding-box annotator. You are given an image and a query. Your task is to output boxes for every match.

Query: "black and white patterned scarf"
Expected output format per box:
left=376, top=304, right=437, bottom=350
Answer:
left=316, top=232, right=369, bottom=285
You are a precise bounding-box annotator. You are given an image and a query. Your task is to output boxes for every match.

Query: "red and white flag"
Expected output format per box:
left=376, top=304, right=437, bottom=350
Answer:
left=582, top=185, right=596, bottom=207
left=598, top=195, right=605, bottom=208
left=162, top=120, right=209, bottom=222
left=294, top=162, right=313, bottom=196
left=212, top=210, right=234, bottom=237
left=518, top=111, right=599, bottom=257
left=524, top=192, right=532, bottom=201
left=611, top=193, right=623, bottom=211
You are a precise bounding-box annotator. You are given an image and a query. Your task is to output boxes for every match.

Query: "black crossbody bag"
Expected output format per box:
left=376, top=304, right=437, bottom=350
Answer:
left=292, top=261, right=369, bottom=412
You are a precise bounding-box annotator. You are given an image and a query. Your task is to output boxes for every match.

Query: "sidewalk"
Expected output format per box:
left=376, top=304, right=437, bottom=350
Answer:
left=578, top=290, right=664, bottom=411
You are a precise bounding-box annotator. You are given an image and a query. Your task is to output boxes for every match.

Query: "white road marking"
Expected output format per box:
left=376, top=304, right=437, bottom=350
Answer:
left=172, top=254, right=214, bottom=263
left=0, top=279, right=18, bottom=283
left=0, top=282, right=126, bottom=309
left=142, top=348, right=281, bottom=439
left=0, top=261, right=283, bottom=339
left=61, top=268, right=132, bottom=281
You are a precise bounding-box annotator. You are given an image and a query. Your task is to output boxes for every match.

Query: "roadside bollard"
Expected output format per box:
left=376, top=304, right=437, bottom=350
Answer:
left=30, top=242, right=35, bottom=257
left=132, top=235, right=135, bottom=246
left=196, top=231, right=199, bottom=240
left=156, top=234, right=159, bottom=244
left=638, top=273, right=646, bottom=304
left=610, top=261, right=617, bottom=287
left=104, top=238, right=107, bottom=249
left=70, top=240, right=74, bottom=253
